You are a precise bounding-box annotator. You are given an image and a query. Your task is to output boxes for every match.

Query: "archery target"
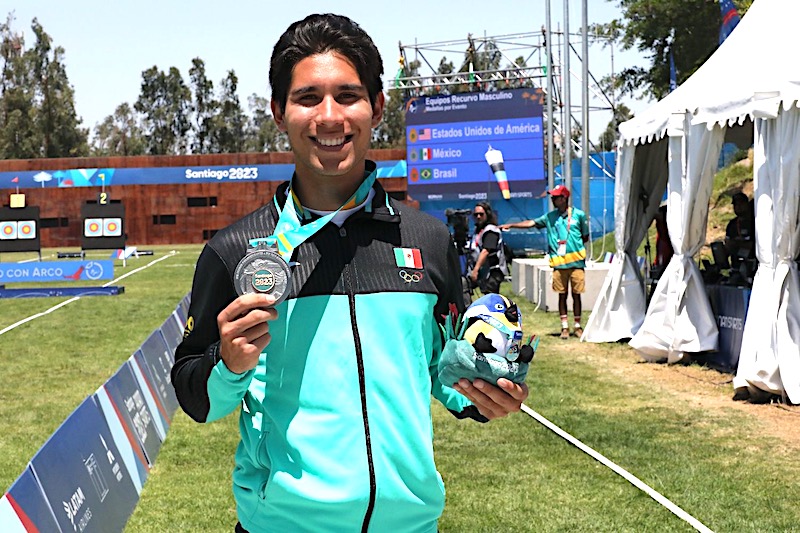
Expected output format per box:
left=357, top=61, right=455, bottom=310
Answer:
left=103, top=217, right=122, bottom=237
left=84, top=218, right=103, bottom=237
left=0, top=221, right=17, bottom=240
left=17, top=220, right=36, bottom=239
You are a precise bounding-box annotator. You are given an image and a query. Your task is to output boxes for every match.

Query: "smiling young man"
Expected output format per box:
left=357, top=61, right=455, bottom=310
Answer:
left=171, top=13, right=528, bottom=533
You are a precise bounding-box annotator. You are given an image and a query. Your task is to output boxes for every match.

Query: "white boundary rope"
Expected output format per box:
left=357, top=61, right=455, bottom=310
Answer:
left=520, top=403, right=714, bottom=533
left=0, top=251, right=177, bottom=338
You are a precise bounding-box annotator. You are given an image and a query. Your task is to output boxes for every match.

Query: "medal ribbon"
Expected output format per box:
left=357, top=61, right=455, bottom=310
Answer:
left=249, top=168, right=378, bottom=260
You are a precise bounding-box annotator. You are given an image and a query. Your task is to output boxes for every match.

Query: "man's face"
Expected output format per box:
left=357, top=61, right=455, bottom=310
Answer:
left=551, top=194, right=568, bottom=210
left=271, top=51, right=384, bottom=192
left=473, top=207, right=487, bottom=226
left=733, top=198, right=748, bottom=217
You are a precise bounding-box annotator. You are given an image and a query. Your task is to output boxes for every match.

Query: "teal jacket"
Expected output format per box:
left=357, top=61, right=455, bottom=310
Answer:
left=172, top=170, right=480, bottom=532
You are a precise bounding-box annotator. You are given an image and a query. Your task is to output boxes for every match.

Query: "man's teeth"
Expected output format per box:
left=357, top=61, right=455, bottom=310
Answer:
left=317, top=137, right=345, bottom=147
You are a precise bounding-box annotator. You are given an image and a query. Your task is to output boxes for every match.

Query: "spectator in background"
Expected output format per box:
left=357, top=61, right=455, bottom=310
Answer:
left=725, top=192, right=756, bottom=267
left=468, top=201, right=508, bottom=294
left=500, top=185, right=589, bottom=339
left=653, top=203, right=673, bottom=273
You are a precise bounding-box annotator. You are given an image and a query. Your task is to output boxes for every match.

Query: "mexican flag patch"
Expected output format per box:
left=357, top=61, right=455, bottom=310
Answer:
left=394, top=247, right=423, bottom=269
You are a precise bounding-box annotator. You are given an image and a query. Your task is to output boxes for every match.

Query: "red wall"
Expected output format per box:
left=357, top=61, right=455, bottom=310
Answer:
left=0, top=150, right=408, bottom=247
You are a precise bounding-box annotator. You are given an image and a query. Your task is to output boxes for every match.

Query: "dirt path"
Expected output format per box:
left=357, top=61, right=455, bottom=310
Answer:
left=577, top=342, right=800, bottom=448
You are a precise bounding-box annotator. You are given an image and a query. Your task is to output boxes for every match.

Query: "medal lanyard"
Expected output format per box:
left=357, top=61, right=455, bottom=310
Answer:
left=249, top=169, right=377, bottom=261
left=560, top=207, right=572, bottom=240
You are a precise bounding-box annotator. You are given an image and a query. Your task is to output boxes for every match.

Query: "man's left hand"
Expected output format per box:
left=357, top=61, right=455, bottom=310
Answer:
left=453, top=378, right=529, bottom=420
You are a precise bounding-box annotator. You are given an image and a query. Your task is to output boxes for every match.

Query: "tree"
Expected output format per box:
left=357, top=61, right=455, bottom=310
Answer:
left=0, top=14, right=86, bottom=158
left=188, top=57, right=216, bottom=154
left=92, top=103, right=145, bottom=156
left=0, top=14, right=37, bottom=158
left=597, top=103, right=632, bottom=150
left=596, top=0, right=752, bottom=100
left=29, top=19, right=88, bottom=157
left=134, top=66, right=191, bottom=154
left=244, top=94, right=287, bottom=152
left=372, top=88, right=406, bottom=149
left=208, top=70, right=246, bottom=153
left=372, top=57, right=422, bottom=149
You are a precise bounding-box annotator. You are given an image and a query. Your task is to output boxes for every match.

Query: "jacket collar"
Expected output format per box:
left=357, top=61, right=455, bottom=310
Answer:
left=273, top=160, right=401, bottom=225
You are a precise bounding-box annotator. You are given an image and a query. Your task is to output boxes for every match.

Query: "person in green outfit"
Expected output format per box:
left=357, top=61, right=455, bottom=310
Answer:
left=500, top=185, right=589, bottom=339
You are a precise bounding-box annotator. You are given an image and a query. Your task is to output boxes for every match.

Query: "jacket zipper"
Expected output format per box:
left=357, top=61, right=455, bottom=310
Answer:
left=341, top=227, right=377, bottom=532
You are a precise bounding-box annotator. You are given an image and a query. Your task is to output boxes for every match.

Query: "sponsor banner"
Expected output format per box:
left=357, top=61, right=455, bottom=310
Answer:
left=95, top=381, right=148, bottom=495
left=129, top=354, right=169, bottom=441
left=0, top=260, right=114, bottom=283
left=1, top=467, right=61, bottom=532
left=135, top=329, right=179, bottom=422
left=141, top=329, right=177, bottom=380
left=703, top=285, right=751, bottom=372
left=178, top=293, right=191, bottom=323
left=99, top=361, right=163, bottom=468
left=0, top=161, right=405, bottom=190
left=160, top=311, right=185, bottom=354
left=29, top=398, right=139, bottom=533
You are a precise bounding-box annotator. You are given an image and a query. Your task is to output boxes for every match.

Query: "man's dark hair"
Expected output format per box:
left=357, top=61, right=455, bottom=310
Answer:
left=475, top=201, right=497, bottom=226
left=732, top=192, right=748, bottom=205
left=269, top=14, right=384, bottom=113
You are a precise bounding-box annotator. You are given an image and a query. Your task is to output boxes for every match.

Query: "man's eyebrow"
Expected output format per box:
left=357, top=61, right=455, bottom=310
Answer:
left=289, top=83, right=367, bottom=96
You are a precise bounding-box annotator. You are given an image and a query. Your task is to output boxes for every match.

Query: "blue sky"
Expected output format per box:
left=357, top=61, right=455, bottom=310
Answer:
left=7, top=0, right=649, bottom=140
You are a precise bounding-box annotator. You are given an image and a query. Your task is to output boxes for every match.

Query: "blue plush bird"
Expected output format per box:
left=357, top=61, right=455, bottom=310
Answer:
left=463, top=294, right=534, bottom=363
left=438, top=294, right=537, bottom=386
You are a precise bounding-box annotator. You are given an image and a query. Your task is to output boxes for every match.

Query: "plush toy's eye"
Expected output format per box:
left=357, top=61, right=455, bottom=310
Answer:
left=494, top=303, right=505, bottom=311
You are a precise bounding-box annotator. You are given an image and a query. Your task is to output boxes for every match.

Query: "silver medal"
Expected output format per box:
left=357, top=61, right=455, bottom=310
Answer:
left=233, top=242, right=292, bottom=304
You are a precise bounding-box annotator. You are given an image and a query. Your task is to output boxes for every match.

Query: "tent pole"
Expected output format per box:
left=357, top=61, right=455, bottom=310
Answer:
left=545, top=0, right=555, bottom=191
left=563, top=0, right=572, bottom=198
left=581, top=0, right=591, bottom=227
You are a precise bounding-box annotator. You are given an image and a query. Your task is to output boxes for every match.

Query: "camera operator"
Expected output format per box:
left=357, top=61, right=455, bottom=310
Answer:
left=469, top=201, right=508, bottom=294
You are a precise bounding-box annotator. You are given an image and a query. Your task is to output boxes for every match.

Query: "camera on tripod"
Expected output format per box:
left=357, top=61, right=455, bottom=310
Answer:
left=444, top=208, right=477, bottom=306
left=444, top=208, right=472, bottom=256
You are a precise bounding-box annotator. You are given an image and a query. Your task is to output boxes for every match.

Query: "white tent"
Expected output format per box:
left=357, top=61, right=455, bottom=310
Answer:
left=583, top=0, right=800, bottom=403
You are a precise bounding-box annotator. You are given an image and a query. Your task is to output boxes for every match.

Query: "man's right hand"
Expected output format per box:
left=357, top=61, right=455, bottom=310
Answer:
left=217, top=293, right=279, bottom=374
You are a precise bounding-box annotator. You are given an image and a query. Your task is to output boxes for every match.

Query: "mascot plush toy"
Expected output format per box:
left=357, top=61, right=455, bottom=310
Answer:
left=438, top=294, right=538, bottom=387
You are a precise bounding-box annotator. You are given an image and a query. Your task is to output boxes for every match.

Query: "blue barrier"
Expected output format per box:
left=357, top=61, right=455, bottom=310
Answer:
left=1, top=467, right=61, bottom=531
left=0, top=294, right=190, bottom=531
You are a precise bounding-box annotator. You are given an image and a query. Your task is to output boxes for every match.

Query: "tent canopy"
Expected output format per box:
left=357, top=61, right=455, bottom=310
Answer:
left=584, top=0, right=800, bottom=403
left=619, top=0, right=800, bottom=146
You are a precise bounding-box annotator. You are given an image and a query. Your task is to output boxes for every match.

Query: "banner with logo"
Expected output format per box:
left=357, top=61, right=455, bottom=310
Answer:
left=95, top=376, right=149, bottom=495
left=98, top=361, right=163, bottom=468
left=29, top=398, right=139, bottom=533
left=0, top=260, right=114, bottom=283
left=0, top=467, right=61, bottom=532
left=704, top=285, right=751, bottom=372
left=0, top=161, right=405, bottom=190
left=138, top=330, right=179, bottom=416
left=129, top=354, right=169, bottom=442
left=160, top=311, right=185, bottom=353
